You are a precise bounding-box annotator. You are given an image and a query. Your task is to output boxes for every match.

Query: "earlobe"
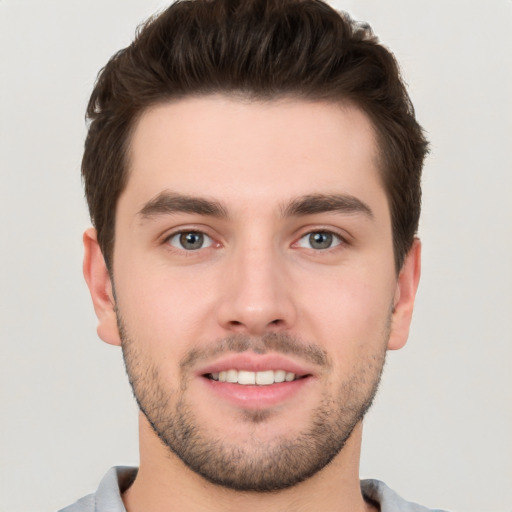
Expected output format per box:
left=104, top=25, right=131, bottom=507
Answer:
left=82, top=228, right=122, bottom=346
left=387, top=238, right=421, bottom=351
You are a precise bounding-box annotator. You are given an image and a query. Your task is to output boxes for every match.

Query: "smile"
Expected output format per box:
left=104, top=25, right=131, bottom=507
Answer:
left=208, top=369, right=301, bottom=385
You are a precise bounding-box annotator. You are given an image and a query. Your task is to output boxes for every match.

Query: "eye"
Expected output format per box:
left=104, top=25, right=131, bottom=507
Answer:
left=296, top=231, right=343, bottom=250
left=167, top=231, right=213, bottom=251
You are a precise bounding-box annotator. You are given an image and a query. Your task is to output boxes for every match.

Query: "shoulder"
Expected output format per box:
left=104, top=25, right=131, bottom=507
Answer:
left=361, top=479, right=449, bottom=512
left=58, top=466, right=137, bottom=512
left=58, top=493, right=95, bottom=512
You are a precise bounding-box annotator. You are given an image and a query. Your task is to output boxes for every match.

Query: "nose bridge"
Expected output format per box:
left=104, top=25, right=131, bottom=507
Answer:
left=217, top=231, right=295, bottom=334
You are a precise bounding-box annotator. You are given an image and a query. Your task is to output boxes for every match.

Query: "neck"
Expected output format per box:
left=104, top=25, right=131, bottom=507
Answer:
left=122, top=413, right=375, bottom=512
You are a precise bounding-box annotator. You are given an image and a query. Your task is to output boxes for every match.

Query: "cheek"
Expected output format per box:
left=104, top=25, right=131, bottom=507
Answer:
left=296, top=267, right=394, bottom=357
left=113, top=261, right=211, bottom=353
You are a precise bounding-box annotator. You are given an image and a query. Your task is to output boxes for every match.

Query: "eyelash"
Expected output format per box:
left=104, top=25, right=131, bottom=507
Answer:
left=164, top=229, right=216, bottom=252
left=295, top=230, right=346, bottom=250
left=162, top=227, right=347, bottom=253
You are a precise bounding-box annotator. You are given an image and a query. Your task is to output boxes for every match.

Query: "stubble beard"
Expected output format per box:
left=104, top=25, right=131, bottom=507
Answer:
left=118, top=316, right=388, bottom=492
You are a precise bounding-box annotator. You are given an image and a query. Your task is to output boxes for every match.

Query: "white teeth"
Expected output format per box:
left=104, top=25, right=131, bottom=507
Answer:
left=213, top=369, right=298, bottom=385
left=226, top=369, right=238, bottom=383
left=238, top=370, right=256, bottom=385
left=255, top=370, right=274, bottom=385
left=274, top=370, right=286, bottom=383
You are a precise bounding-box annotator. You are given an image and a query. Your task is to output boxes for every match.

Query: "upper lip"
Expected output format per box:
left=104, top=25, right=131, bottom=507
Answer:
left=196, top=352, right=315, bottom=378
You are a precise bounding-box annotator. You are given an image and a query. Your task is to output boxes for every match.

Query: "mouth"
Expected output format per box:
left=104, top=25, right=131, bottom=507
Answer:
left=197, top=354, right=315, bottom=409
left=206, top=369, right=307, bottom=385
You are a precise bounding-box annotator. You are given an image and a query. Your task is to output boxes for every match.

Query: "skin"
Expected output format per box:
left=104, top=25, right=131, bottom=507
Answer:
left=83, top=96, right=421, bottom=512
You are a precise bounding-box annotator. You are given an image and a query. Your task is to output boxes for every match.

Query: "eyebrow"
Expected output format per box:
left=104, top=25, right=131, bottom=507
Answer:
left=281, top=194, right=374, bottom=219
left=137, top=191, right=373, bottom=222
left=138, top=191, right=228, bottom=220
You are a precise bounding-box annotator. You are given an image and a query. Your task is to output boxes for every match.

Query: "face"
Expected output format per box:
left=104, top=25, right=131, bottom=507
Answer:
left=84, top=96, right=420, bottom=491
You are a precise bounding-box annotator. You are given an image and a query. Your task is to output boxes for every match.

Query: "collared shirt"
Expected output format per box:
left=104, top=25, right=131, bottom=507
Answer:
left=59, top=466, right=448, bottom=512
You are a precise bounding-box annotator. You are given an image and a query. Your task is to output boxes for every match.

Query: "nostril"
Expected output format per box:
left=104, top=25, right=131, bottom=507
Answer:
left=224, top=316, right=289, bottom=334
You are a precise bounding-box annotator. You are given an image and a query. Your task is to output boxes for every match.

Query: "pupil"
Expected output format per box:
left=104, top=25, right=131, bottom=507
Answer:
left=180, top=232, right=203, bottom=250
left=310, top=232, right=332, bottom=249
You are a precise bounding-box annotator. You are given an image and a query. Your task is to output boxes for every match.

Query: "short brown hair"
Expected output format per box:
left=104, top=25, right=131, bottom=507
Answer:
left=83, top=0, right=428, bottom=272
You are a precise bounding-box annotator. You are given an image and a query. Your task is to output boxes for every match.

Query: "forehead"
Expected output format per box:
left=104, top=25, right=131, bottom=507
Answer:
left=122, top=95, right=384, bottom=215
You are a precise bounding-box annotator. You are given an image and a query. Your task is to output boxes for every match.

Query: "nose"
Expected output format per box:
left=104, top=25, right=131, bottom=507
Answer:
left=216, top=240, right=297, bottom=336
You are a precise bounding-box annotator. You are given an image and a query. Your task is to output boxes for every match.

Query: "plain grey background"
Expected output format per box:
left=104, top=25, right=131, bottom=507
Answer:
left=1, top=1, right=511, bottom=511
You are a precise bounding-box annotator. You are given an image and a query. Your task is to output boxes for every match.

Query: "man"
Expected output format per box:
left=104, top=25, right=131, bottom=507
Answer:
left=62, top=0, right=440, bottom=510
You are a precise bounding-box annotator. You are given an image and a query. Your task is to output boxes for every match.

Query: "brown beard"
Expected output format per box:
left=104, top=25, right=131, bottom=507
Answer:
left=118, top=316, right=388, bottom=492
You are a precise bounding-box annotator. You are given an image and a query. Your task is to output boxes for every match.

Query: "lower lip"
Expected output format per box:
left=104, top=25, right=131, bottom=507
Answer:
left=201, top=376, right=312, bottom=409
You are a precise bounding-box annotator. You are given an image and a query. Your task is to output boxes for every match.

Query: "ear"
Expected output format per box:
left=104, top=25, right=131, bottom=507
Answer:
left=82, top=228, right=121, bottom=346
left=387, top=238, right=421, bottom=351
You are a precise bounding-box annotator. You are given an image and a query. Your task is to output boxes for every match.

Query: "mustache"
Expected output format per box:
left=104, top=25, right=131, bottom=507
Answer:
left=179, top=332, right=332, bottom=371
